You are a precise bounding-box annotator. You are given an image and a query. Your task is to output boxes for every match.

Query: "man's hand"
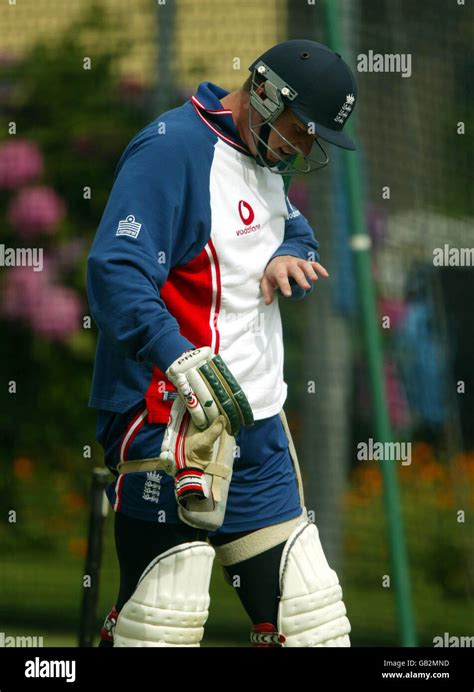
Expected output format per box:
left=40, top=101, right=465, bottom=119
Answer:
left=260, top=255, right=329, bottom=305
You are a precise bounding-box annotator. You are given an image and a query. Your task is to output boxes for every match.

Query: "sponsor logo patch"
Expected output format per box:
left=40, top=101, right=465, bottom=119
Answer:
left=116, top=214, right=142, bottom=239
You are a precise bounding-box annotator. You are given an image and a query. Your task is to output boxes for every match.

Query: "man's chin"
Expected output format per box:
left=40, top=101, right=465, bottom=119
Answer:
left=268, top=149, right=285, bottom=163
left=264, top=154, right=281, bottom=168
left=254, top=148, right=286, bottom=168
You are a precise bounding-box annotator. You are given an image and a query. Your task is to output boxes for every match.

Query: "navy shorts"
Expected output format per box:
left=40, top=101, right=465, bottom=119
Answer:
left=96, top=401, right=302, bottom=537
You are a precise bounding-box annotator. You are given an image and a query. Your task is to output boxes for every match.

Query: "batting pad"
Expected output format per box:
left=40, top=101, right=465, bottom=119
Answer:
left=278, top=521, right=351, bottom=647
left=114, top=541, right=215, bottom=647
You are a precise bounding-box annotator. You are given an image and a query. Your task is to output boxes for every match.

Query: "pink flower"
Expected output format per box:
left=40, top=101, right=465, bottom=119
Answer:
left=29, top=285, right=82, bottom=341
left=0, top=140, right=44, bottom=190
left=1, top=266, right=82, bottom=341
left=7, top=185, right=65, bottom=238
left=1, top=265, right=51, bottom=321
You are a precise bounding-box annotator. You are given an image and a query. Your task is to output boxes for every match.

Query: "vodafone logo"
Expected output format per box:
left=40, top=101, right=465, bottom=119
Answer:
left=238, top=200, right=255, bottom=226
left=235, top=199, right=261, bottom=237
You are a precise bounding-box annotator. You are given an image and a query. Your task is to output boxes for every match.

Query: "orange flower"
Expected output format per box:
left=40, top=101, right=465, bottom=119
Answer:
left=452, top=453, right=474, bottom=480
left=344, top=490, right=371, bottom=508
left=355, top=466, right=382, bottom=495
left=61, top=492, right=86, bottom=512
left=68, top=537, right=87, bottom=558
left=433, top=490, right=455, bottom=509
left=417, top=462, right=447, bottom=483
left=411, top=442, right=436, bottom=466
left=13, top=457, right=34, bottom=481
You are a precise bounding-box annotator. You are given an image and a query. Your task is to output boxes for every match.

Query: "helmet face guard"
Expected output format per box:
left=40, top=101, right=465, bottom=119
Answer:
left=248, top=61, right=329, bottom=176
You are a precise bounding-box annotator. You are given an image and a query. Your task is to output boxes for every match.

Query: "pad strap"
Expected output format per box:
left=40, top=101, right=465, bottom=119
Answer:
left=214, top=511, right=306, bottom=566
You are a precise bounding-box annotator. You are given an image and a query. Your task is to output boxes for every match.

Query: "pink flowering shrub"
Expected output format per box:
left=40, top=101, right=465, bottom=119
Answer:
left=7, top=185, right=65, bottom=238
left=1, top=265, right=82, bottom=341
left=0, top=140, right=44, bottom=190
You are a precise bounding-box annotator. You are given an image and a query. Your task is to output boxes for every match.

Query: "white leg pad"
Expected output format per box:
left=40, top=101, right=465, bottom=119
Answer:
left=114, top=541, right=215, bottom=647
left=278, top=521, right=351, bottom=647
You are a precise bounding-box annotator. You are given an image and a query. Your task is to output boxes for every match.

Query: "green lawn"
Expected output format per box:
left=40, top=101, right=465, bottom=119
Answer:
left=2, top=627, right=242, bottom=648
left=0, top=551, right=249, bottom=646
left=1, top=542, right=471, bottom=647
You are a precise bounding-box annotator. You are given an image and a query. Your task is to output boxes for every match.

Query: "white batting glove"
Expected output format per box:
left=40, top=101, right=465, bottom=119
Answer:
left=165, top=347, right=254, bottom=435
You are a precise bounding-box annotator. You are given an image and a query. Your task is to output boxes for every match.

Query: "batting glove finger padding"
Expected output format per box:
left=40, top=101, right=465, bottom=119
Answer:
left=166, top=347, right=254, bottom=436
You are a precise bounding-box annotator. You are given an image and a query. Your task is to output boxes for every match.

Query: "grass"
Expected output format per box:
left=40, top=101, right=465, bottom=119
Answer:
left=2, top=513, right=472, bottom=647
left=3, top=552, right=472, bottom=647
left=1, top=628, right=242, bottom=648
left=0, top=550, right=249, bottom=646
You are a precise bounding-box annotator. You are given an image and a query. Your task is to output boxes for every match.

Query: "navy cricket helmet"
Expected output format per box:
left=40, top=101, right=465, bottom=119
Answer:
left=248, top=39, right=358, bottom=174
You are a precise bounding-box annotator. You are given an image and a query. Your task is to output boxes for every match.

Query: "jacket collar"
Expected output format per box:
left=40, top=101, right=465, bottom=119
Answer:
left=190, top=82, right=252, bottom=156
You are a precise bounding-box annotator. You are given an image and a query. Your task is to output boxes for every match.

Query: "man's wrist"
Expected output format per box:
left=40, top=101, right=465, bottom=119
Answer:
left=147, top=330, right=196, bottom=373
